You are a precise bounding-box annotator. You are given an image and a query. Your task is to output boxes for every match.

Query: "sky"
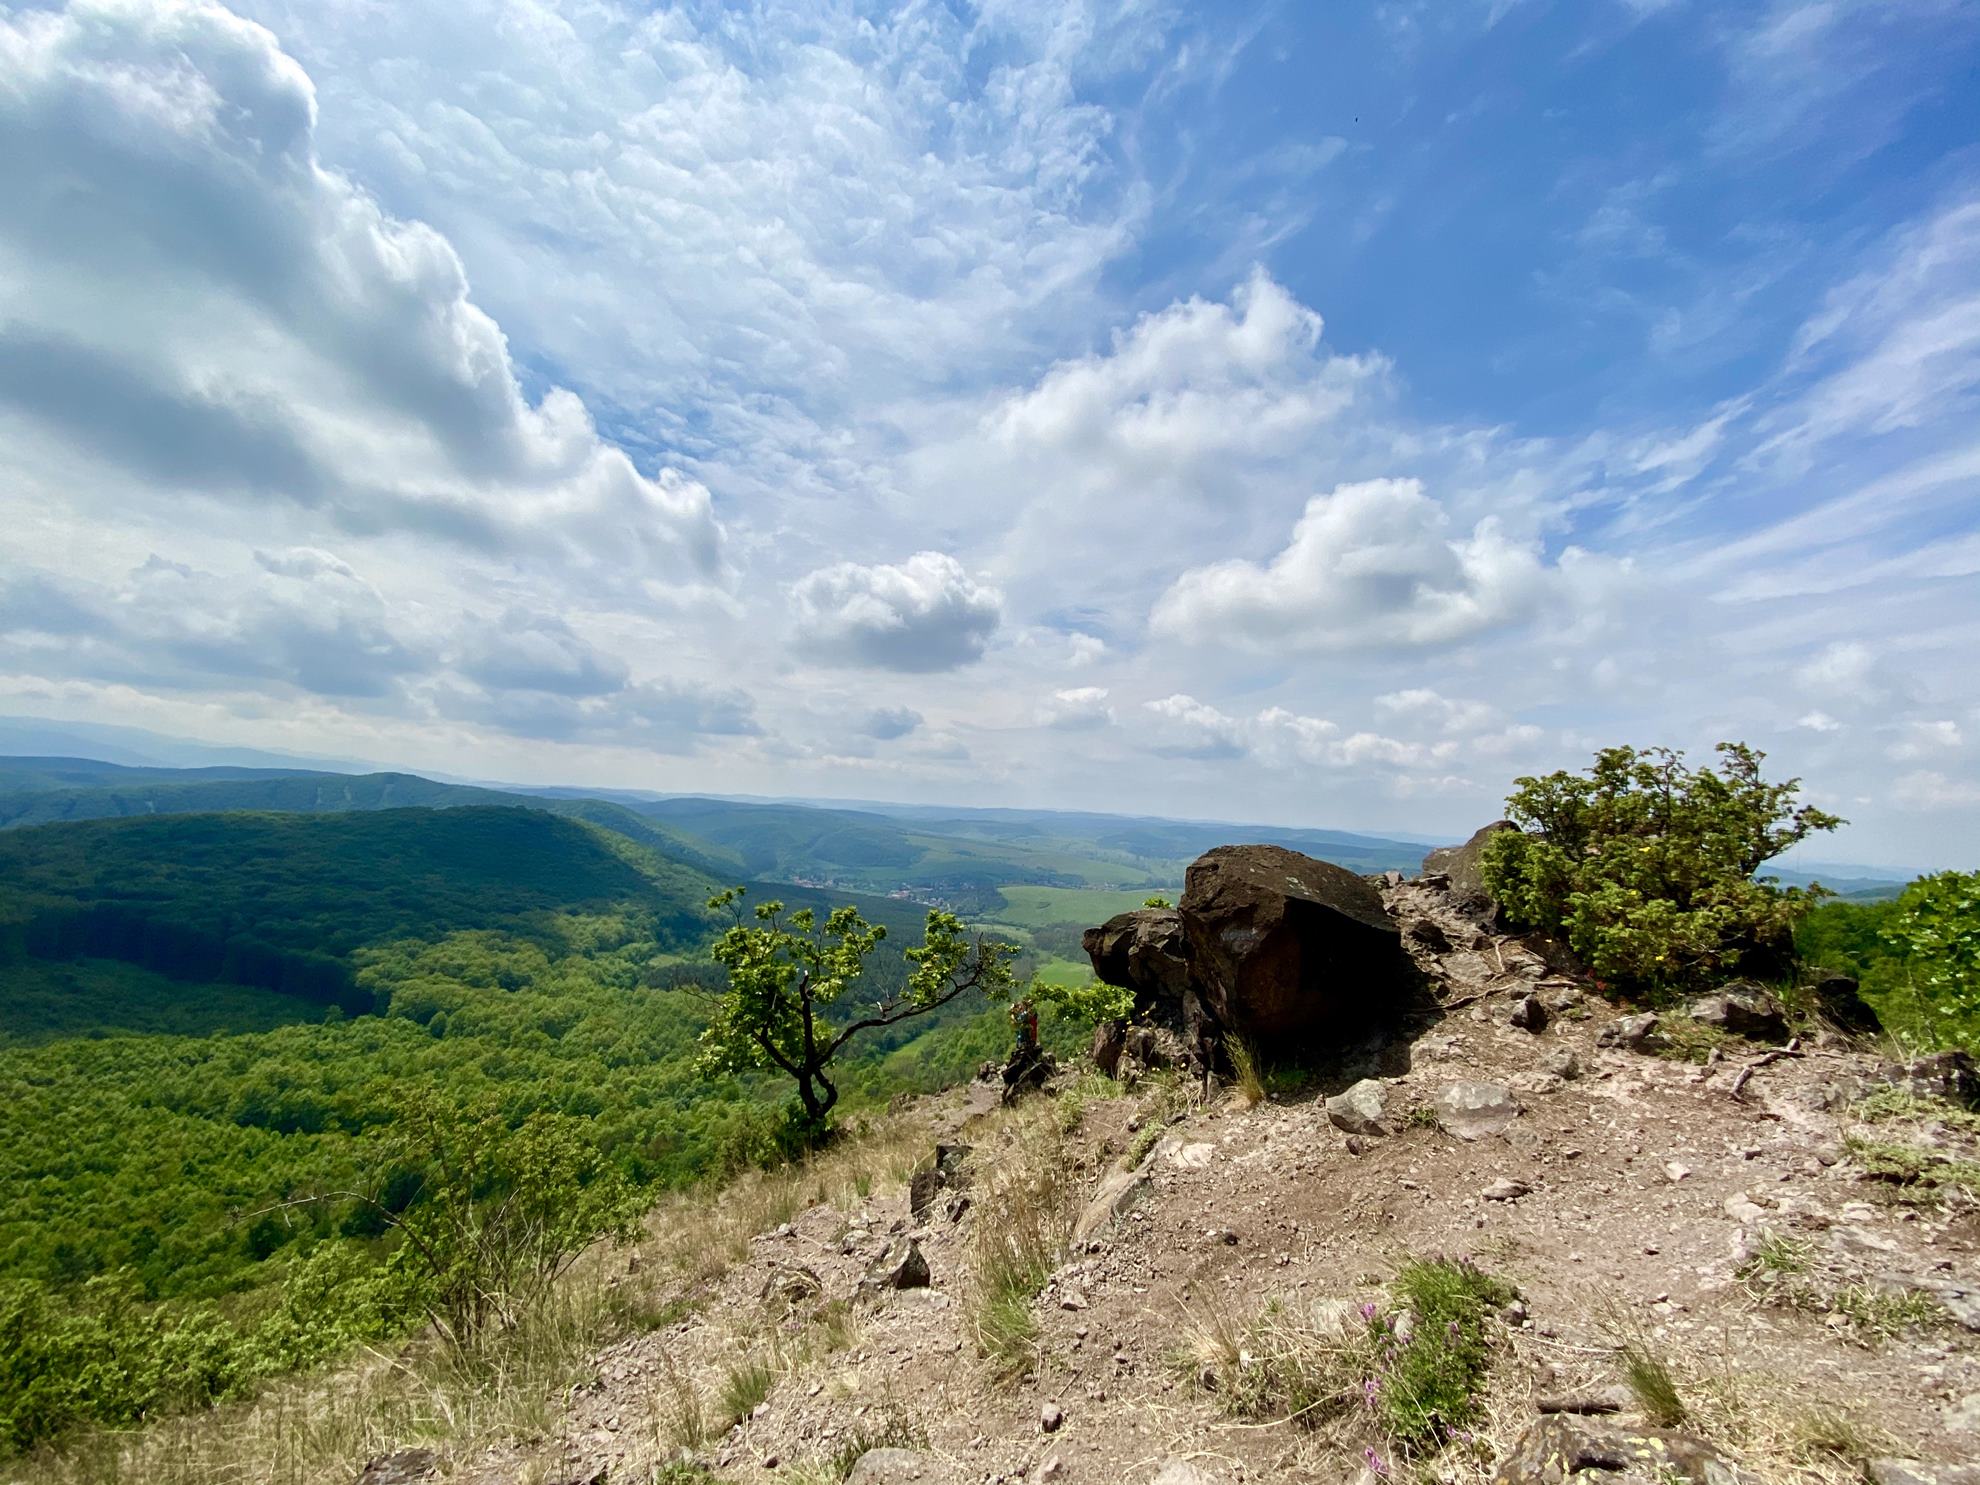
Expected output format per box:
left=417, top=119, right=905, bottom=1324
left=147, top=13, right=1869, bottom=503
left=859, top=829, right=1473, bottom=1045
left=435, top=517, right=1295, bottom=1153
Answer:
left=1, top=0, right=1977, bottom=868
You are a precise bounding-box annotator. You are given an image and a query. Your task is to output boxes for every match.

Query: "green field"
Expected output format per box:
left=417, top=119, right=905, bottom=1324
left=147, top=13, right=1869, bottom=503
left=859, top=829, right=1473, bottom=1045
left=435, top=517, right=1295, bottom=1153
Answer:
left=990, top=884, right=1170, bottom=928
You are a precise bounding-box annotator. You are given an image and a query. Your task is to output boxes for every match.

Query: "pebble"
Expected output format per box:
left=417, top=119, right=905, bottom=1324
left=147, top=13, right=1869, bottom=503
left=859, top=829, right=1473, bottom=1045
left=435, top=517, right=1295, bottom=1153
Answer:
left=1040, top=1402, right=1064, bottom=1433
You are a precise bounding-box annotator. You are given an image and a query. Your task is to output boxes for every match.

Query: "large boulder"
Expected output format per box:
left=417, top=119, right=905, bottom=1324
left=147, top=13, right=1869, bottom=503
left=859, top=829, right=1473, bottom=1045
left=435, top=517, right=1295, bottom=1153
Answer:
left=1083, top=907, right=1217, bottom=1067
left=1179, top=845, right=1412, bottom=1045
left=1083, top=907, right=1193, bottom=1017
left=1421, top=820, right=1517, bottom=922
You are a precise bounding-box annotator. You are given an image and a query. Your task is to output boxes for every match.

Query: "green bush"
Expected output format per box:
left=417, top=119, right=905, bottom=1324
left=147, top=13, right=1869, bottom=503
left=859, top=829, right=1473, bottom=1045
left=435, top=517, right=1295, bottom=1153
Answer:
left=1481, top=742, right=1840, bottom=992
left=1878, top=871, right=1980, bottom=1044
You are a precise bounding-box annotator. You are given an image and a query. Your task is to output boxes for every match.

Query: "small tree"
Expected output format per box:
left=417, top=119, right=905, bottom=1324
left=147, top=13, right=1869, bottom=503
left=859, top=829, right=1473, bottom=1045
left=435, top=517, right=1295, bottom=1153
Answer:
left=699, top=889, right=1018, bottom=1143
left=1482, top=742, right=1842, bottom=991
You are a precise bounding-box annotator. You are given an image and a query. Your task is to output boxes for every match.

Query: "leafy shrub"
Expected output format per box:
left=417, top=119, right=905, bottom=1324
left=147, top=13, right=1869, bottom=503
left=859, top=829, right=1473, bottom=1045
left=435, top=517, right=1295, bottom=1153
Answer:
left=1482, top=742, right=1840, bottom=991
left=1877, top=871, right=1980, bottom=1044
left=374, top=1093, right=642, bottom=1343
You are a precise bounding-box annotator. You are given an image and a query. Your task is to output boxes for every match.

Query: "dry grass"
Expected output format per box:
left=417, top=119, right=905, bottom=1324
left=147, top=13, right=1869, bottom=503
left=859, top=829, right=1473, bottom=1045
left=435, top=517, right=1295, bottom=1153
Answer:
left=1586, top=1321, right=1892, bottom=1485
left=10, top=1257, right=650, bottom=1485
left=1226, top=1035, right=1266, bottom=1108
left=964, top=1104, right=1075, bottom=1379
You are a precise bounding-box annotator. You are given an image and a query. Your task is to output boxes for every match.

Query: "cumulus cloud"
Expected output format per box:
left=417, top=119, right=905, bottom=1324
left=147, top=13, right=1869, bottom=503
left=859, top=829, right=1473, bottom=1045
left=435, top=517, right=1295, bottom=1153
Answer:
left=790, top=553, right=1003, bottom=672
left=1040, top=687, right=1115, bottom=730
left=0, top=551, right=425, bottom=699
left=1150, top=478, right=1563, bottom=652
left=1142, top=694, right=1250, bottom=759
left=455, top=611, right=630, bottom=699
left=0, top=0, right=722, bottom=582
left=987, top=270, right=1376, bottom=474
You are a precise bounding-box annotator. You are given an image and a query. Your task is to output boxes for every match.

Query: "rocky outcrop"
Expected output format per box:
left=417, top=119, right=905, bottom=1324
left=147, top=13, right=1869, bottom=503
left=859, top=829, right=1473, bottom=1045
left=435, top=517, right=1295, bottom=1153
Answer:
left=1178, top=844, right=1413, bottom=1046
left=1494, top=1416, right=1757, bottom=1484
left=1421, top=820, right=1517, bottom=923
left=1082, top=907, right=1193, bottom=1015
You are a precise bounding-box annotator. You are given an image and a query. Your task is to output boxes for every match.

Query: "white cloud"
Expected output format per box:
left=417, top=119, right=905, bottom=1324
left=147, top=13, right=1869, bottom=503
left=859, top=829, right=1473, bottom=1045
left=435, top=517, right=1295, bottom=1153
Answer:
left=1150, top=478, right=1566, bottom=653
left=1040, top=686, right=1115, bottom=730
left=1891, top=770, right=1980, bottom=810
left=0, top=0, right=723, bottom=585
left=1142, top=694, right=1249, bottom=759
left=1888, top=719, right=1963, bottom=761
left=1373, top=688, right=1502, bottom=734
left=789, top=552, right=1004, bottom=673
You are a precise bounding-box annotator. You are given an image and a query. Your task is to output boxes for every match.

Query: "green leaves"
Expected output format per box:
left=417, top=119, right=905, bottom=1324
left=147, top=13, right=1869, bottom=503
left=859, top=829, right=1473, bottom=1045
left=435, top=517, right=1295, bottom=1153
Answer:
left=1880, top=871, right=1980, bottom=1038
left=1481, top=742, right=1842, bottom=993
left=698, top=888, right=1018, bottom=1137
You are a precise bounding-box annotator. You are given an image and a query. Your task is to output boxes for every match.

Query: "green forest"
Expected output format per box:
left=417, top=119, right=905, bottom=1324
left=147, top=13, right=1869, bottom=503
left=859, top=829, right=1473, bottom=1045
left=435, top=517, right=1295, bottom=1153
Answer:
left=0, top=802, right=1065, bottom=1451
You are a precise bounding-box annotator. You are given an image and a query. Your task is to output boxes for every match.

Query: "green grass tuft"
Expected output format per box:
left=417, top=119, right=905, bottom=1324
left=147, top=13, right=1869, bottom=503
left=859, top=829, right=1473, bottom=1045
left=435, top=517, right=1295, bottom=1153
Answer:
left=1620, top=1343, right=1686, bottom=1427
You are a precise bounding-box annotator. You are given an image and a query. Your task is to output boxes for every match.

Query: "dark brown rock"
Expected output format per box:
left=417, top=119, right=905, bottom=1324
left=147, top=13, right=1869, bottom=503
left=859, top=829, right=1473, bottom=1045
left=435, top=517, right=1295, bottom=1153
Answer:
left=1493, top=1415, right=1757, bottom=1484
left=1422, top=821, right=1517, bottom=922
left=1083, top=907, right=1193, bottom=1016
left=1688, top=982, right=1787, bottom=1041
left=1406, top=917, right=1453, bottom=954
left=860, top=1236, right=930, bottom=1293
left=1091, top=1019, right=1126, bottom=1077
left=1178, top=844, right=1411, bottom=1045
left=1808, top=972, right=1881, bottom=1033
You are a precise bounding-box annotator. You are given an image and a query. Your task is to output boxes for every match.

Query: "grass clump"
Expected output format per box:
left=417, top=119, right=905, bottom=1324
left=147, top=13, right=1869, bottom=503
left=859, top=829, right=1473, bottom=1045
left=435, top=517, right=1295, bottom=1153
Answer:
left=1651, top=1018, right=1732, bottom=1064
left=1377, top=1257, right=1517, bottom=1449
left=1183, top=1256, right=1515, bottom=1467
left=1226, top=1036, right=1266, bottom=1108
left=825, top=1410, right=925, bottom=1479
left=965, top=1115, right=1072, bottom=1379
left=1844, top=1135, right=1980, bottom=1201
left=717, top=1353, right=776, bottom=1428
left=1854, top=1085, right=1980, bottom=1133
left=1620, top=1342, right=1686, bottom=1427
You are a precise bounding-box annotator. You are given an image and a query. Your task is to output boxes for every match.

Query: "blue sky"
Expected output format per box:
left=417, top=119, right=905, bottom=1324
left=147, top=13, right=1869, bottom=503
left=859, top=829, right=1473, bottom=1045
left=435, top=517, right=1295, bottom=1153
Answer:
left=0, top=0, right=1977, bottom=866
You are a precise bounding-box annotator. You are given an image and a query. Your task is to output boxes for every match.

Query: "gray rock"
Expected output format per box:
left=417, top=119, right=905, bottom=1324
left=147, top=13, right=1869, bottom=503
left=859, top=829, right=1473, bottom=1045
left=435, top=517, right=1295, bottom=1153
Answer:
left=1040, top=1400, right=1064, bottom=1432
left=1539, top=1047, right=1581, bottom=1080
left=1508, top=994, right=1549, bottom=1032
left=759, top=1262, right=822, bottom=1306
left=1421, top=821, right=1517, bottom=923
left=1492, top=1416, right=1758, bottom=1484
left=1689, top=983, right=1788, bottom=1041
left=1072, top=1163, right=1153, bottom=1246
left=1150, top=1462, right=1218, bottom=1485
left=1598, top=1012, right=1662, bottom=1051
left=1886, top=1050, right=1980, bottom=1108
left=1435, top=1080, right=1519, bottom=1140
left=1482, top=1176, right=1530, bottom=1201
left=357, top=1451, right=440, bottom=1485
left=845, top=1449, right=960, bottom=1485
left=1326, top=1078, right=1390, bottom=1136
left=860, top=1236, right=929, bottom=1293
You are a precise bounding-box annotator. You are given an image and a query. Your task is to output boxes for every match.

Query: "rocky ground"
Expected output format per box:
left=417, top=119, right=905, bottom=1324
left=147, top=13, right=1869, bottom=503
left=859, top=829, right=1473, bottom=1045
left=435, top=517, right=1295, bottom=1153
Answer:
left=419, top=876, right=1980, bottom=1485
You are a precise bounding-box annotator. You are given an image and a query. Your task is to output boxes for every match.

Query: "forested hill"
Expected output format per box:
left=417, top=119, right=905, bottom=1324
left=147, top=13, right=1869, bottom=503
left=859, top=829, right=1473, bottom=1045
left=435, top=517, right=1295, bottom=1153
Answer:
left=0, top=756, right=740, bottom=879
left=0, top=804, right=960, bottom=1339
